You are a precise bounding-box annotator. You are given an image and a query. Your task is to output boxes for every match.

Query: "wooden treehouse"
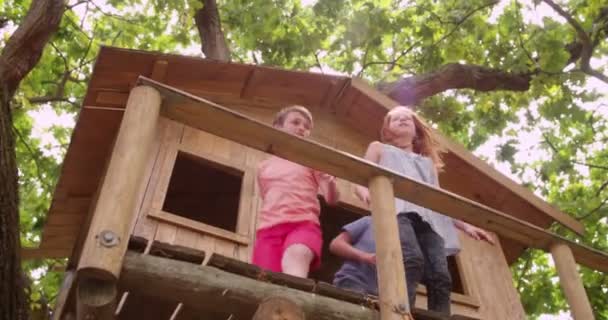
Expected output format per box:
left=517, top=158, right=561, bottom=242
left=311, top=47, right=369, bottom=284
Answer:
left=27, top=47, right=608, bottom=320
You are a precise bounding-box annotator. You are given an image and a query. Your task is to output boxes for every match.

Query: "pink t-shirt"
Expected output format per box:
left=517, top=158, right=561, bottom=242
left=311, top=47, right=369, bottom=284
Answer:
left=257, top=156, right=327, bottom=230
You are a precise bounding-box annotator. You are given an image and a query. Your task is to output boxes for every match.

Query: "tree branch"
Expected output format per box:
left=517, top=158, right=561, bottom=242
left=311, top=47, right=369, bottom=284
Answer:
left=542, top=0, right=608, bottom=84
left=12, top=127, right=53, bottom=192
left=576, top=197, right=608, bottom=221
left=66, top=0, right=89, bottom=10
left=383, top=63, right=532, bottom=105
left=88, top=0, right=139, bottom=24
left=27, top=35, right=93, bottom=107
left=596, top=180, right=608, bottom=197
left=516, top=254, right=533, bottom=291
left=571, top=160, right=608, bottom=171
left=0, top=0, right=64, bottom=96
left=542, top=134, right=608, bottom=171
left=381, top=3, right=608, bottom=104
left=313, top=51, right=324, bottom=74
left=431, top=1, right=499, bottom=49
left=195, top=0, right=231, bottom=61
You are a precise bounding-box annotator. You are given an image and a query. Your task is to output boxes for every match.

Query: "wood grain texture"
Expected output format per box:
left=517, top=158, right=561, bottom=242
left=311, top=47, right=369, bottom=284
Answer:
left=368, top=175, right=411, bottom=319
left=121, top=252, right=380, bottom=320
left=551, top=242, right=595, bottom=320
left=78, top=86, right=161, bottom=281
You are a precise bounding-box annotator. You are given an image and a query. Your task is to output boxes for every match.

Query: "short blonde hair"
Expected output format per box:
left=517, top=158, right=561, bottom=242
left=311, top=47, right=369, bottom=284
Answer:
left=273, top=105, right=314, bottom=128
left=381, top=106, right=444, bottom=170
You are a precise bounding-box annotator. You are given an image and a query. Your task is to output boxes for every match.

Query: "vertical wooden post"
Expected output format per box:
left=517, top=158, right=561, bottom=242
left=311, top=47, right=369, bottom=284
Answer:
left=368, top=175, right=411, bottom=320
left=550, top=242, right=595, bottom=320
left=76, top=85, right=161, bottom=320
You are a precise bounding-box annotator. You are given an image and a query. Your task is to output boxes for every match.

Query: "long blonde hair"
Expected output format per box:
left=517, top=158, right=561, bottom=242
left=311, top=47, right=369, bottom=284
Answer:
left=380, top=106, right=444, bottom=170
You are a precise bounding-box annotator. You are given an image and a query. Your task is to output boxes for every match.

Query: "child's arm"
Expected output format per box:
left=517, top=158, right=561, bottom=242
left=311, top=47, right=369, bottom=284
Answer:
left=454, top=220, right=495, bottom=245
left=354, top=141, right=384, bottom=205
left=318, top=173, right=339, bottom=205
left=329, top=232, right=376, bottom=265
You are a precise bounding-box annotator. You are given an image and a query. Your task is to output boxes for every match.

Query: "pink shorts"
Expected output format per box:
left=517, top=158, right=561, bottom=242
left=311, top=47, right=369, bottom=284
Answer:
left=252, top=221, right=323, bottom=273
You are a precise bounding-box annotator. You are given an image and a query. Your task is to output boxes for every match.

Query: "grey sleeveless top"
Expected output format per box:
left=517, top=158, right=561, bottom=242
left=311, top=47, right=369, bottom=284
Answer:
left=379, top=143, right=461, bottom=255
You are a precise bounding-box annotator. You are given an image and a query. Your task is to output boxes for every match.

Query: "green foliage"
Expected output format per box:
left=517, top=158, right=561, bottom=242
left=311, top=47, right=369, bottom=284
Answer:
left=3, top=0, right=607, bottom=318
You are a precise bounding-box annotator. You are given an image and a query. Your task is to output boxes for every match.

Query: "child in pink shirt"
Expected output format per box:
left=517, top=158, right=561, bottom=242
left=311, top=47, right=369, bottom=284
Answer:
left=252, top=105, right=339, bottom=278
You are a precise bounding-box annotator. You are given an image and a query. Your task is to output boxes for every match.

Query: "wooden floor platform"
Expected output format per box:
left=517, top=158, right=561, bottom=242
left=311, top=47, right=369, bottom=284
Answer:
left=119, top=237, right=479, bottom=320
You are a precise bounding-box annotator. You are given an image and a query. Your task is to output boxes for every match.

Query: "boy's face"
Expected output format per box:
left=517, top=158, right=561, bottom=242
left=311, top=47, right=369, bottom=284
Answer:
left=276, top=111, right=312, bottom=137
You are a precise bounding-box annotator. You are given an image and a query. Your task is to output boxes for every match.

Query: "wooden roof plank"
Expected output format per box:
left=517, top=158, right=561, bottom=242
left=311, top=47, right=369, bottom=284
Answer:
left=240, top=67, right=341, bottom=107
left=140, top=76, right=607, bottom=273
left=22, top=247, right=73, bottom=260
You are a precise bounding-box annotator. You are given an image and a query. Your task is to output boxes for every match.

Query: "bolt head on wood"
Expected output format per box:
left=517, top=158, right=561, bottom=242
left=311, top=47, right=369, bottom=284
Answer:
left=98, top=230, right=120, bottom=247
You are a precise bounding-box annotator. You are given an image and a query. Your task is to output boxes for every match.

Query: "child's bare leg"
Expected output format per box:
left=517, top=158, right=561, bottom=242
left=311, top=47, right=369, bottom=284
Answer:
left=281, top=244, right=314, bottom=277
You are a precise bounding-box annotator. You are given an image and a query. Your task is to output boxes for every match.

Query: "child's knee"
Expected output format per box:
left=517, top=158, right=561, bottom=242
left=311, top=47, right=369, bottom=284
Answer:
left=431, top=265, right=452, bottom=288
left=403, top=250, right=424, bottom=271
left=284, top=243, right=314, bottom=260
left=401, top=242, right=424, bottom=267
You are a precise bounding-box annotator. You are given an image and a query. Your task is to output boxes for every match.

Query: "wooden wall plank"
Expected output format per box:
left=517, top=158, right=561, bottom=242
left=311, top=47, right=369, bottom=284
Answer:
left=174, top=228, right=199, bottom=249
left=129, top=117, right=171, bottom=242
left=458, top=235, right=527, bottom=320
left=155, top=222, right=178, bottom=245
left=132, top=119, right=184, bottom=244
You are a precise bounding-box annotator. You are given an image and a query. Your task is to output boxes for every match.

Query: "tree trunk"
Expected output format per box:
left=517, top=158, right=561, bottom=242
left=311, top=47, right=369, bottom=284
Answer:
left=0, top=1, right=64, bottom=319
left=194, top=0, right=231, bottom=61
left=0, top=88, right=27, bottom=320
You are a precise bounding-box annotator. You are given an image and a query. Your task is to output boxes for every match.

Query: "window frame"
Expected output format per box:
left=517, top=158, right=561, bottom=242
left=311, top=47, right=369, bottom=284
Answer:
left=148, top=145, right=254, bottom=245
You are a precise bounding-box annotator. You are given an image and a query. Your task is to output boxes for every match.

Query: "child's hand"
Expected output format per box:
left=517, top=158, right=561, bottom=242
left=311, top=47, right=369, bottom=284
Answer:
left=319, top=173, right=339, bottom=205
left=464, top=224, right=495, bottom=245
left=360, top=252, right=376, bottom=265
left=355, top=186, right=371, bottom=206
left=325, top=174, right=336, bottom=185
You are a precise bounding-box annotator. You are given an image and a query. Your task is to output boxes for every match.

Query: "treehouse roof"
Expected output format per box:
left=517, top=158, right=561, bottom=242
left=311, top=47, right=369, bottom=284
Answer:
left=30, top=46, right=583, bottom=264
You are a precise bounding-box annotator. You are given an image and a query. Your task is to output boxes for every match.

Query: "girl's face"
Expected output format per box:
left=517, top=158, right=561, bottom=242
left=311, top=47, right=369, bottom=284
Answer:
left=276, top=111, right=312, bottom=137
left=385, top=108, right=416, bottom=142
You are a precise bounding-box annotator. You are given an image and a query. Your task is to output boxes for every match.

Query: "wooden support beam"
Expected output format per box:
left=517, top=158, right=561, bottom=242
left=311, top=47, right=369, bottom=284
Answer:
left=253, top=297, right=306, bottom=320
left=120, top=252, right=379, bottom=320
left=137, top=76, right=608, bottom=273
left=76, top=85, right=161, bottom=319
left=52, top=271, right=75, bottom=320
left=76, top=277, right=117, bottom=320
left=369, top=175, right=411, bottom=320
left=550, top=242, right=595, bottom=320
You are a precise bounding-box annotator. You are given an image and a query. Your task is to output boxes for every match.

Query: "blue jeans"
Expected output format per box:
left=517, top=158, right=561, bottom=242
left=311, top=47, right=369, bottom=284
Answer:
left=398, top=212, right=451, bottom=315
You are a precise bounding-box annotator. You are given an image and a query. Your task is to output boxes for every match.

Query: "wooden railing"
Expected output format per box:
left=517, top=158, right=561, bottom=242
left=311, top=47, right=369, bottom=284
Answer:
left=75, top=78, right=605, bottom=320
